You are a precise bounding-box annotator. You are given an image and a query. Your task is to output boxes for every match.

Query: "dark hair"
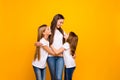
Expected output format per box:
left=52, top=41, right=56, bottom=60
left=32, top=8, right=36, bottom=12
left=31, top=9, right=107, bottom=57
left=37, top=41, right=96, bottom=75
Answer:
left=49, top=14, right=65, bottom=45
left=67, top=32, right=78, bottom=56
left=34, top=24, right=47, bottom=61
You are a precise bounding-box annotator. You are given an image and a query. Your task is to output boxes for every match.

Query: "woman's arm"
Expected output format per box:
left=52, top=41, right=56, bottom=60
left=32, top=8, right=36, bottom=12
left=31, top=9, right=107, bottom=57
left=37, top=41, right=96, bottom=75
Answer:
left=42, top=46, right=55, bottom=55
left=51, top=45, right=64, bottom=55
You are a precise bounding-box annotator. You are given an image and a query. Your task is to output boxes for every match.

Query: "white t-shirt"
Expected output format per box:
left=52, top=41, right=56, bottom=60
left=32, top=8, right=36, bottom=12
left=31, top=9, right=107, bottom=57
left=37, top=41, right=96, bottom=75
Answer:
left=62, top=42, right=76, bottom=68
left=49, top=29, right=63, bottom=56
left=32, top=38, right=49, bottom=68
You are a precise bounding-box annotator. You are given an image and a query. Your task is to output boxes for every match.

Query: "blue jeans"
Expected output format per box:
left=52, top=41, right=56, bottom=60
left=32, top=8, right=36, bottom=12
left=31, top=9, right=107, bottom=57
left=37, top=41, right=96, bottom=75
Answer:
left=33, top=66, right=46, bottom=80
left=64, top=67, right=76, bottom=80
left=47, top=57, right=64, bottom=80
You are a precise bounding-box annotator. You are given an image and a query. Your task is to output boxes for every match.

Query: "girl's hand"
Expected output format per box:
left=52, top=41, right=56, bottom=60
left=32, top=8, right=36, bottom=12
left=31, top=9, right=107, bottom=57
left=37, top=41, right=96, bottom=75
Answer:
left=34, top=42, right=42, bottom=47
left=50, top=45, right=53, bottom=48
left=72, top=54, right=76, bottom=59
left=64, top=33, right=68, bottom=41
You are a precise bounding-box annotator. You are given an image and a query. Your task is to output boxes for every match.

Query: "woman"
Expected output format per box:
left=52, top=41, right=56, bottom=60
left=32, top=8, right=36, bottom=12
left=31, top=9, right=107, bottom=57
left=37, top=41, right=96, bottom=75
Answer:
left=47, top=14, right=65, bottom=80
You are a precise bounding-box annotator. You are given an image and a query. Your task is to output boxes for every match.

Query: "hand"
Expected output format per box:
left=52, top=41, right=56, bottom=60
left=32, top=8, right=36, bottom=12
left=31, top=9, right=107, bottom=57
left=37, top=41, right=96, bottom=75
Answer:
left=50, top=45, right=53, bottom=48
left=34, top=42, right=42, bottom=47
left=58, top=53, right=63, bottom=57
left=72, top=54, right=76, bottom=59
left=52, top=52, right=57, bottom=56
left=64, top=33, right=68, bottom=41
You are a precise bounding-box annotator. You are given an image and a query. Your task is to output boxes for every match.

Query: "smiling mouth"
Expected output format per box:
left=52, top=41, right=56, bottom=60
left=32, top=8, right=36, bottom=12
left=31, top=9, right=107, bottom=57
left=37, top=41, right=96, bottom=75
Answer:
left=58, top=25, right=61, bottom=27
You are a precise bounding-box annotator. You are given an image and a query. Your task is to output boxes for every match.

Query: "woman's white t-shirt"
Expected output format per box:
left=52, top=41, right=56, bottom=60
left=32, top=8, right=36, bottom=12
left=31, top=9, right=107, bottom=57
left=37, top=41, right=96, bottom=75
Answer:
left=32, top=38, right=49, bottom=68
left=49, top=29, right=63, bottom=57
left=62, top=42, right=76, bottom=68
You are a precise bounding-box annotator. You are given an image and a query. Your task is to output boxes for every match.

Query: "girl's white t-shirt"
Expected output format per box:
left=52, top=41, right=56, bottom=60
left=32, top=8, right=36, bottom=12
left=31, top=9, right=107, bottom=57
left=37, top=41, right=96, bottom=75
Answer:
left=62, top=42, right=76, bottom=68
left=49, top=29, right=63, bottom=57
left=32, top=38, right=49, bottom=68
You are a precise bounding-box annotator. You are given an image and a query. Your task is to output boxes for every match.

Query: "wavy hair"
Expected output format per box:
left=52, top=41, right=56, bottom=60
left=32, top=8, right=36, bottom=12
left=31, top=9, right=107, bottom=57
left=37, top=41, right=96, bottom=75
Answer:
left=67, top=32, right=78, bottom=56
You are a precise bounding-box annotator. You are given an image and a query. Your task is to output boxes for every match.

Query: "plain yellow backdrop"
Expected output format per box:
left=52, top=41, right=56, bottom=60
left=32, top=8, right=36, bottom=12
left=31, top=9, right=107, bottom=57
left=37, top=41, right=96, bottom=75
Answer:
left=0, top=0, right=120, bottom=80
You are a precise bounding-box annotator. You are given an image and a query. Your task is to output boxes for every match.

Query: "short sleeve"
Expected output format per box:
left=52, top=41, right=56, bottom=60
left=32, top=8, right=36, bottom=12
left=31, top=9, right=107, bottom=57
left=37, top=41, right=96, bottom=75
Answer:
left=62, top=42, right=70, bottom=50
left=40, top=38, right=48, bottom=46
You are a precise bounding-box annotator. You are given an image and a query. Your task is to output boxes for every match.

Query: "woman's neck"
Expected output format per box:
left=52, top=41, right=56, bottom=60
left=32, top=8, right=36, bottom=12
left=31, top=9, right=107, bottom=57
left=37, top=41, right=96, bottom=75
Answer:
left=55, top=27, right=58, bottom=30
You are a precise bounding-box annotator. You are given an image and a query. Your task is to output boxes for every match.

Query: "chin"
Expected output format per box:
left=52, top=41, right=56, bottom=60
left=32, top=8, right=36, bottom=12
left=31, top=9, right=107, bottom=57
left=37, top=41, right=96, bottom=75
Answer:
left=57, top=25, right=61, bottom=28
left=57, top=26, right=60, bottom=29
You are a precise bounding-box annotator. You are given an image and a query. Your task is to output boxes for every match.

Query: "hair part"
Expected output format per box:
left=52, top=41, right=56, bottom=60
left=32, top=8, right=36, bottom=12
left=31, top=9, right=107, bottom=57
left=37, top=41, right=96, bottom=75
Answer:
left=34, top=24, right=47, bottom=61
left=67, top=32, right=78, bottom=56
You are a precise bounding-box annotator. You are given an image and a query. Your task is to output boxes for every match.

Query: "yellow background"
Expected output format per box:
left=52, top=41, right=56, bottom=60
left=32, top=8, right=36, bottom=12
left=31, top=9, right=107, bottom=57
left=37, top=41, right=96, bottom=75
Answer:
left=0, top=0, right=120, bottom=80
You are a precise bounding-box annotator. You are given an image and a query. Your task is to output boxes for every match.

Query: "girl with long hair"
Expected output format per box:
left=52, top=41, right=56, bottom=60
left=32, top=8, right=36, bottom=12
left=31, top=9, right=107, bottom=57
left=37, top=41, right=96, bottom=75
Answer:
left=47, top=14, right=65, bottom=80
left=32, top=24, right=55, bottom=80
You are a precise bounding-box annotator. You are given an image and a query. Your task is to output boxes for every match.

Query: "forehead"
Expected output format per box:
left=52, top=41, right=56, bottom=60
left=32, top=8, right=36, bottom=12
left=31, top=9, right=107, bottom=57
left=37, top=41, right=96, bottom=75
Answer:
left=58, top=19, right=64, bottom=22
left=45, top=27, right=50, bottom=29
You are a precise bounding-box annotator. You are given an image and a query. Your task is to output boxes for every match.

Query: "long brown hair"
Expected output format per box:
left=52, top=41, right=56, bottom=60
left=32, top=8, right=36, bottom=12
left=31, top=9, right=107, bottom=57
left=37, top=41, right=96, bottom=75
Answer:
left=49, top=14, right=65, bottom=45
left=67, top=32, right=78, bottom=56
left=34, top=24, right=47, bottom=61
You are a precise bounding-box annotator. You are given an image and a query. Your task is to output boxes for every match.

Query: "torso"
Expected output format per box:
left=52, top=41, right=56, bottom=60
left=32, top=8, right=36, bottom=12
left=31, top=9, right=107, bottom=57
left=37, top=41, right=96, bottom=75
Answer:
left=49, top=29, right=63, bottom=57
left=32, top=38, right=49, bottom=68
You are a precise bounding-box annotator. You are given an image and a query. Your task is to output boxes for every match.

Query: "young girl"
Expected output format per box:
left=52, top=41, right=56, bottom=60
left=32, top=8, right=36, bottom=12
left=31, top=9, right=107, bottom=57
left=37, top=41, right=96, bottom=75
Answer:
left=51, top=32, right=78, bottom=80
left=32, top=24, right=55, bottom=80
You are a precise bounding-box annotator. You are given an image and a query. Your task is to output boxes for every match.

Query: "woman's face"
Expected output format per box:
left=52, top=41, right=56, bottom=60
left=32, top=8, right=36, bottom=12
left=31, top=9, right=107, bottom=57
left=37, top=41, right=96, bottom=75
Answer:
left=44, top=27, right=51, bottom=36
left=56, top=19, right=64, bottom=28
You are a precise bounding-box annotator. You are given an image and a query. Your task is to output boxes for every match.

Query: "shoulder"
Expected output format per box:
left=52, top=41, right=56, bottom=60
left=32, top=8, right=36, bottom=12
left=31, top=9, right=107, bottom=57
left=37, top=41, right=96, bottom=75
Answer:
left=40, top=38, right=46, bottom=42
left=40, top=38, right=49, bottom=46
left=64, top=42, right=69, bottom=45
left=63, top=42, right=70, bottom=49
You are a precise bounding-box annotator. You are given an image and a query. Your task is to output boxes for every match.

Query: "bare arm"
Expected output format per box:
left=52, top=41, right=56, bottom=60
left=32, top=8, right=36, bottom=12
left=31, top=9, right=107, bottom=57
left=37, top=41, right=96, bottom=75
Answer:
left=42, top=46, right=55, bottom=55
left=34, top=42, right=42, bottom=47
left=51, top=45, right=64, bottom=55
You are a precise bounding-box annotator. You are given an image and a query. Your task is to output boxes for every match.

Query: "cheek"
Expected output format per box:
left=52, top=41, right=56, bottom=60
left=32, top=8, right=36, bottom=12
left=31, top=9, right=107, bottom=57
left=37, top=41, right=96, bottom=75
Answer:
left=57, top=21, right=60, bottom=25
left=48, top=30, right=50, bottom=33
left=48, top=30, right=51, bottom=34
left=59, top=23, right=63, bottom=26
left=49, top=31, right=51, bottom=34
left=57, top=23, right=62, bottom=28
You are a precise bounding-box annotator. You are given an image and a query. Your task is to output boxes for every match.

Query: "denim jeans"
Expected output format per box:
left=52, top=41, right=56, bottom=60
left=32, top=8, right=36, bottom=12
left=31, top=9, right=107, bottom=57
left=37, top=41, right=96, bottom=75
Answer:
left=64, top=67, right=75, bottom=80
left=33, top=66, right=46, bottom=80
left=47, top=57, right=64, bottom=80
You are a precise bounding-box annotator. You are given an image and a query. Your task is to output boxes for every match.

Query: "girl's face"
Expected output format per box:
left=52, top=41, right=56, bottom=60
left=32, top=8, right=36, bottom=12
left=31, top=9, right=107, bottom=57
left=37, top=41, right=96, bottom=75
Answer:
left=56, top=19, right=64, bottom=28
left=43, top=27, right=51, bottom=36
